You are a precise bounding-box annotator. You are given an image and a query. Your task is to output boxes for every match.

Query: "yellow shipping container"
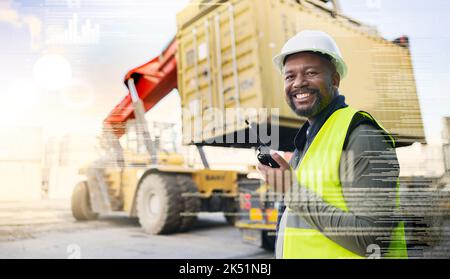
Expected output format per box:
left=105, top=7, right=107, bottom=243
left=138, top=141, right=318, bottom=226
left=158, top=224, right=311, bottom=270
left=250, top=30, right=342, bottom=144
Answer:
left=176, top=0, right=425, bottom=151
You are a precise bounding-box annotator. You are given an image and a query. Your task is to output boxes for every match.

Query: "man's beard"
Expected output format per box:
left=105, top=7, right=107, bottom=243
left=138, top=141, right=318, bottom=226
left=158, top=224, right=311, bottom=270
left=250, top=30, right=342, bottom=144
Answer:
left=287, top=88, right=323, bottom=118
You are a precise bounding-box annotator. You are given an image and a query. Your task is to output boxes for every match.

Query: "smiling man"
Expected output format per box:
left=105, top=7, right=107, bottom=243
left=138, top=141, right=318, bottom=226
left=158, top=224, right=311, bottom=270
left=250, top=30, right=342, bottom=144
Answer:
left=257, top=30, right=408, bottom=259
left=283, top=51, right=339, bottom=119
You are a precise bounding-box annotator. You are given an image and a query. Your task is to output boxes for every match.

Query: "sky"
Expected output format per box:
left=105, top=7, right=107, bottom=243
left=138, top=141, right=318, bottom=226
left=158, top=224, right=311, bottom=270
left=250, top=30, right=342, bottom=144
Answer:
left=339, top=0, right=450, bottom=144
left=0, top=0, right=449, bottom=145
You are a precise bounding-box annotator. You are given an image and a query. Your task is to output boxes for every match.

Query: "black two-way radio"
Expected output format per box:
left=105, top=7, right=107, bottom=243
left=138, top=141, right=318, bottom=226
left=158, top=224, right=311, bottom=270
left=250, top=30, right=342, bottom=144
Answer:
left=245, top=120, right=280, bottom=169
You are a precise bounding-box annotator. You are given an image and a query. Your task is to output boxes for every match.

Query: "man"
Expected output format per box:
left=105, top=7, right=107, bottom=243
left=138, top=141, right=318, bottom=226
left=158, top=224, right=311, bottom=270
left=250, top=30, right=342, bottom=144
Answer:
left=257, top=30, right=408, bottom=259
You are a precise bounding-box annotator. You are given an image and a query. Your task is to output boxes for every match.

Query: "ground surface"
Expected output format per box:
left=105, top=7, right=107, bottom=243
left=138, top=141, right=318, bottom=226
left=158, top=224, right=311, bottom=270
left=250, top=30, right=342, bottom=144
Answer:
left=0, top=200, right=273, bottom=259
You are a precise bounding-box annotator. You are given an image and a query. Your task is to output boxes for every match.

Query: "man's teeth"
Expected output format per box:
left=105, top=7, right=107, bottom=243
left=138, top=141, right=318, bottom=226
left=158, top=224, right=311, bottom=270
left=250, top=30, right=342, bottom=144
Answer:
left=295, top=93, right=311, bottom=100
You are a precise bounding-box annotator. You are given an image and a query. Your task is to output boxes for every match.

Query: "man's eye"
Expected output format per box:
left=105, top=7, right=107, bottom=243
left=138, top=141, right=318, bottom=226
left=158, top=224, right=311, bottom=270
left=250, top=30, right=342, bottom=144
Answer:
left=285, top=75, right=294, bottom=81
left=306, top=71, right=317, bottom=76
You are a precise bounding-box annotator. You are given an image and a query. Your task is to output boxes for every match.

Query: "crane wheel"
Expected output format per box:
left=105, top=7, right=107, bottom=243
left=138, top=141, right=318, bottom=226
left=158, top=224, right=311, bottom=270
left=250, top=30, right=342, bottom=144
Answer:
left=261, top=230, right=276, bottom=251
left=176, top=175, right=201, bottom=232
left=223, top=197, right=239, bottom=226
left=71, top=181, right=99, bottom=221
left=136, top=173, right=183, bottom=234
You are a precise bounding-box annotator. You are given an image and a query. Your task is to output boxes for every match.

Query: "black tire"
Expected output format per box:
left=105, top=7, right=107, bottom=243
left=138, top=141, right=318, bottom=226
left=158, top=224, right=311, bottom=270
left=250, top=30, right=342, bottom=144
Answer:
left=225, top=214, right=237, bottom=226
left=71, top=181, right=98, bottom=221
left=136, top=173, right=183, bottom=234
left=262, top=230, right=276, bottom=251
left=223, top=197, right=239, bottom=226
left=176, top=175, right=201, bottom=232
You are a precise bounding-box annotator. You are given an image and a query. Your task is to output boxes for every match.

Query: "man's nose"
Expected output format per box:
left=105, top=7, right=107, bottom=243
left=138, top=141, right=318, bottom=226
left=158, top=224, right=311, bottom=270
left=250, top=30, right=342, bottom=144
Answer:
left=292, top=74, right=309, bottom=89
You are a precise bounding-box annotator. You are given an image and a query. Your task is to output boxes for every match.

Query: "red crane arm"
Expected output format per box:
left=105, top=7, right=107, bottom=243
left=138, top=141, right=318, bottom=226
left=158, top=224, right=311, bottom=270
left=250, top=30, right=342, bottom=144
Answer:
left=103, top=38, right=178, bottom=138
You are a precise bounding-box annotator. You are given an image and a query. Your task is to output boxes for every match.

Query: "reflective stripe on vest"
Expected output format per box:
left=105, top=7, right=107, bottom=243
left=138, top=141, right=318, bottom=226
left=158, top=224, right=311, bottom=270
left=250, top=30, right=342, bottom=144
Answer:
left=282, top=107, right=408, bottom=259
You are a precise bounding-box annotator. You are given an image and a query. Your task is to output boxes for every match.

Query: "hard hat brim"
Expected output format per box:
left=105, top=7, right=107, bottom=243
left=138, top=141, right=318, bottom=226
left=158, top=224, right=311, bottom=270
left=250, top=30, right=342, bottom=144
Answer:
left=273, top=49, right=347, bottom=79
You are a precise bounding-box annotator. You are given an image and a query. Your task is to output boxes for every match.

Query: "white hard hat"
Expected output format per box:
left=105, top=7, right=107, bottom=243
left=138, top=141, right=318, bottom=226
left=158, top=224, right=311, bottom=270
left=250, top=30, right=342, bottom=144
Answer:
left=273, top=30, right=348, bottom=79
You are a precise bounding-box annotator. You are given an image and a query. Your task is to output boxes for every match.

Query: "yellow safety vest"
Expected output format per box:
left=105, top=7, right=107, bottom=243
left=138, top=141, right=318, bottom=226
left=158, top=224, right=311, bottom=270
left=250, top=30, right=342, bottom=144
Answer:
left=282, top=107, right=408, bottom=259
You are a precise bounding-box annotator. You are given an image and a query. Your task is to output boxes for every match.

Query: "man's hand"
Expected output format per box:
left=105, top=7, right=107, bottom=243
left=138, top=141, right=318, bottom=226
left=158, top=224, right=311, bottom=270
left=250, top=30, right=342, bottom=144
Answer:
left=257, top=153, right=293, bottom=195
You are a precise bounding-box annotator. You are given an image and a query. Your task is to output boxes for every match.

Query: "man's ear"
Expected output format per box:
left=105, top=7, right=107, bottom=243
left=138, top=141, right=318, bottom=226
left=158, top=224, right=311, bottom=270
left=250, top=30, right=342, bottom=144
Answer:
left=332, top=71, right=340, bottom=89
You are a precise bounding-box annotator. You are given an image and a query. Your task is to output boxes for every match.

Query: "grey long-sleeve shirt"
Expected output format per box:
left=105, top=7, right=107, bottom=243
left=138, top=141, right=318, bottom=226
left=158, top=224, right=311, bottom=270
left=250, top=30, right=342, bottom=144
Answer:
left=275, top=95, right=400, bottom=258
